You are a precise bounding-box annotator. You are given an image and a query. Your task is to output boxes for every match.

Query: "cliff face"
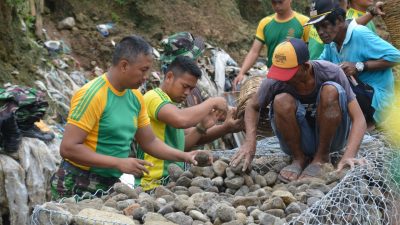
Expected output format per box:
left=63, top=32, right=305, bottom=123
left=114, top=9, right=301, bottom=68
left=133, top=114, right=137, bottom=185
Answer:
left=1, top=0, right=394, bottom=87
left=0, top=0, right=43, bottom=85
left=40, top=0, right=256, bottom=70
left=0, top=0, right=267, bottom=85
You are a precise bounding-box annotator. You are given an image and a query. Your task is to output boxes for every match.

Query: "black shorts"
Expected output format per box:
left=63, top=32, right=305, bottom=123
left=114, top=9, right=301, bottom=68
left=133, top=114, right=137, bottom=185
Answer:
left=351, top=81, right=375, bottom=123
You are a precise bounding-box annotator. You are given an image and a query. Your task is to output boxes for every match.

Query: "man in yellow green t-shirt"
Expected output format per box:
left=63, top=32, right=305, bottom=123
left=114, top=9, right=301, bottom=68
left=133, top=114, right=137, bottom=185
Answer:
left=233, top=0, right=311, bottom=88
left=136, top=56, right=242, bottom=190
left=347, top=0, right=377, bottom=33
left=50, top=36, right=206, bottom=199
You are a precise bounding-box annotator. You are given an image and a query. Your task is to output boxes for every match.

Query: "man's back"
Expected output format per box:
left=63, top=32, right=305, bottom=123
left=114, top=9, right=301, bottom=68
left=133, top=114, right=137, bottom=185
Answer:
left=258, top=60, right=355, bottom=108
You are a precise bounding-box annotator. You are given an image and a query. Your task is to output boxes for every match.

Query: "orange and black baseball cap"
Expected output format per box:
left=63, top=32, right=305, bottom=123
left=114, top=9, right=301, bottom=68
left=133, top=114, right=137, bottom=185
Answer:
left=267, top=38, right=310, bottom=81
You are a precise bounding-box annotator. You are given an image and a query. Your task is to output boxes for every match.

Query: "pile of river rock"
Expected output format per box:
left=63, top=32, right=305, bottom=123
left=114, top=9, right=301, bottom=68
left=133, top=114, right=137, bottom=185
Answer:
left=36, top=152, right=343, bottom=225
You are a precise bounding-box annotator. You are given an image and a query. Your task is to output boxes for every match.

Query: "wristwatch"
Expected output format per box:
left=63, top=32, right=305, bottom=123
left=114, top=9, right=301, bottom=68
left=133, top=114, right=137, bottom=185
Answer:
left=355, top=62, right=365, bottom=73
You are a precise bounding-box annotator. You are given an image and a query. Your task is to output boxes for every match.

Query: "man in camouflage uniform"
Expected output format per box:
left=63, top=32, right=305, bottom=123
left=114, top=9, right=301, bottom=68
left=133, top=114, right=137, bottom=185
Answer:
left=160, top=32, right=217, bottom=106
left=52, top=159, right=117, bottom=200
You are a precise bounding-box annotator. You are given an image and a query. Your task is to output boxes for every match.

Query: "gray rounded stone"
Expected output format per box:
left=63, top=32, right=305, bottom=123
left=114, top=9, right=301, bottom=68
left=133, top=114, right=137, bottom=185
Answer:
left=194, top=151, right=212, bottom=167
left=224, top=177, right=244, bottom=190
left=250, top=208, right=263, bottom=220
left=212, top=176, right=224, bottom=187
left=189, top=186, right=204, bottom=195
left=189, top=210, right=209, bottom=222
left=173, top=195, right=190, bottom=212
left=259, top=213, right=278, bottom=225
left=234, top=185, right=249, bottom=196
left=191, top=177, right=213, bottom=190
left=165, top=212, right=193, bottom=225
left=307, top=197, right=320, bottom=207
left=155, top=186, right=175, bottom=198
left=212, top=160, right=229, bottom=176
left=176, top=176, right=192, bottom=188
left=201, top=166, right=215, bottom=178
left=168, top=163, right=184, bottom=182
left=225, top=167, right=236, bottom=178
left=285, top=202, right=302, bottom=215
left=264, top=171, right=278, bottom=186
left=132, top=207, right=148, bottom=221
left=158, top=204, right=174, bottom=215
left=113, top=182, right=138, bottom=199
left=265, top=209, right=285, bottom=218
left=216, top=204, right=236, bottom=222
left=243, top=174, right=254, bottom=187
left=306, top=189, right=325, bottom=198
left=255, top=175, right=267, bottom=187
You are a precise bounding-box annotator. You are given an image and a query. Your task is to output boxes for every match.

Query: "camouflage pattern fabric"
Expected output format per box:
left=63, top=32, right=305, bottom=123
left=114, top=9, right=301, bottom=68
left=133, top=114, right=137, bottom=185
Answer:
left=0, top=85, right=48, bottom=130
left=159, top=32, right=216, bottom=107
left=160, top=31, right=205, bottom=65
left=50, top=160, right=119, bottom=200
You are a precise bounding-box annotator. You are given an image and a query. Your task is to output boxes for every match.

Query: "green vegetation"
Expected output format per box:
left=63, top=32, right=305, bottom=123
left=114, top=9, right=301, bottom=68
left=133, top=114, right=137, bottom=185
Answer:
left=260, top=0, right=309, bottom=15
left=114, top=0, right=128, bottom=5
left=24, top=15, right=36, bottom=30
left=111, top=12, right=120, bottom=23
left=6, top=0, right=24, bottom=7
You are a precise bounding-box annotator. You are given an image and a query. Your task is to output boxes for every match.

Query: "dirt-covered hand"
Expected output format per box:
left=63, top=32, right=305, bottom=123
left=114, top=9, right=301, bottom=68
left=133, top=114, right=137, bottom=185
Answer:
left=211, top=97, right=228, bottom=116
left=336, top=156, right=367, bottom=172
left=116, top=158, right=153, bottom=177
left=230, top=142, right=256, bottom=172
left=233, top=74, right=245, bottom=90
left=223, top=107, right=244, bottom=133
left=340, top=62, right=358, bottom=77
left=373, top=1, right=385, bottom=16
left=184, top=150, right=213, bottom=166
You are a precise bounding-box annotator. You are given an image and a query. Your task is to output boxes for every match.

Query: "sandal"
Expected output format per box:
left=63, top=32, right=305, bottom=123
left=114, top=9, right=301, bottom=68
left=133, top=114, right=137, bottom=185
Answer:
left=299, top=163, right=323, bottom=179
left=278, top=163, right=303, bottom=183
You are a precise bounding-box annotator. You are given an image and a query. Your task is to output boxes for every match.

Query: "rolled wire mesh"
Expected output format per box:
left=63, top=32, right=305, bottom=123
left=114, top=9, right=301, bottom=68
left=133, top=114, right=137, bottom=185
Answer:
left=289, top=135, right=400, bottom=225
left=31, top=206, right=131, bottom=225
left=31, top=187, right=115, bottom=225
left=30, top=135, right=400, bottom=225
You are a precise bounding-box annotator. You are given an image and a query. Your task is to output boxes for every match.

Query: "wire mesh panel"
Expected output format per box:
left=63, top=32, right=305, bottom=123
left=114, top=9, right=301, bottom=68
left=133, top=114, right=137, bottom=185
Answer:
left=30, top=135, right=400, bottom=225
left=289, top=137, right=400, bottom=225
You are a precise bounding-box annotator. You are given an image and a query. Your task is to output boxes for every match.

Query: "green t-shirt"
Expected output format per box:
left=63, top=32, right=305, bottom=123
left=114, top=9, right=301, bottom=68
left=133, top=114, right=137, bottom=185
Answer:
left=255, top=12, right=310, bottom=67
left=308, top=26, right=325, bottom=60
left=347, top=8, right=377, bottom=33
left=66, top=75, right=150, bottom=178
left=136, top=88, right=185, bottom=190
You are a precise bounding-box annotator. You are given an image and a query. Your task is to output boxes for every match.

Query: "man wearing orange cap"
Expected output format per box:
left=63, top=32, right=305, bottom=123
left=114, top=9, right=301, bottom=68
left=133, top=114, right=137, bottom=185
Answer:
left=231, top=38, right=366, bottom=182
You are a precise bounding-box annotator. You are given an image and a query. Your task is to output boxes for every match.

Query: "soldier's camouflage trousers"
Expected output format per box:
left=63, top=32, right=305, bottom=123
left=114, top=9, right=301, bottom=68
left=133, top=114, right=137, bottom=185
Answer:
left=50, top=160, right=119, bottom=200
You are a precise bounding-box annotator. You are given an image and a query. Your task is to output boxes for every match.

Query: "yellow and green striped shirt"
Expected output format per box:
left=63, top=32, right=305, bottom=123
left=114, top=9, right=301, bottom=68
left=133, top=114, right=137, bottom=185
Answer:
left=136, top=88, right=185, bottom=190
left=66, top=74, right=150, bottom=178
left=347, top=8, right=376, bottom=33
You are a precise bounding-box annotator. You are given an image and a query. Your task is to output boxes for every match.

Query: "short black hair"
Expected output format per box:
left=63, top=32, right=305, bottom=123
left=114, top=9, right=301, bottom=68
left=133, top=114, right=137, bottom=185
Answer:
left=112, top=35, right=153, bottom=66
left=320, top=7, right=346, bottom=26
left=166, top=56, right=202, bottom=79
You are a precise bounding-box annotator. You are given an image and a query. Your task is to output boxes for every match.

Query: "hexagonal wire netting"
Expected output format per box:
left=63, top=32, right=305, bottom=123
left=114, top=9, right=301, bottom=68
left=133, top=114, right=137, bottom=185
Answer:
left=31, top=135, right=400, bottom=225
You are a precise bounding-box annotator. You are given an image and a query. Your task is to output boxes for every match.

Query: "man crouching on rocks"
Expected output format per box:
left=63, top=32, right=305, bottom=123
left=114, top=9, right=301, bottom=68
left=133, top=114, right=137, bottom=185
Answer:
left=231, top=38, right=366, bottom=182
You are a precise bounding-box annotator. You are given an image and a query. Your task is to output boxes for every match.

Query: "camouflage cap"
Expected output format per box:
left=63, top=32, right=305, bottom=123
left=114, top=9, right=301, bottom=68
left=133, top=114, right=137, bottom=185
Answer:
left=160, top=32, right=205, bottom=64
